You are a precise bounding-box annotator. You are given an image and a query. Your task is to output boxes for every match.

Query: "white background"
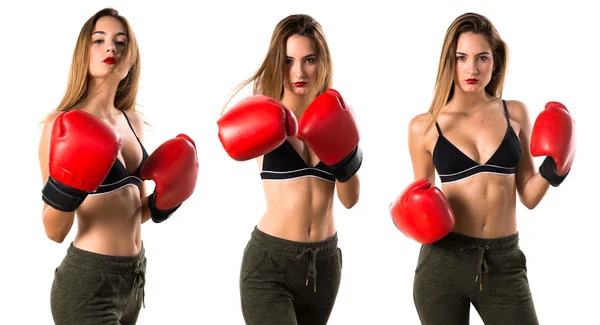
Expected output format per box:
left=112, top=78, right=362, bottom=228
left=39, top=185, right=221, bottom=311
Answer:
left=1, top=0, right=598, bottom=324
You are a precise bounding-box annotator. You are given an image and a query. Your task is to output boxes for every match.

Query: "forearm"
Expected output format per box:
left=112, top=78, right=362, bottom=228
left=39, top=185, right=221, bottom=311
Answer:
left=141, top=195, right=152, bottom=224
left=42, top=205, right=76, bottom=243
left=336, top=174, right=360, bottom=209
left=519, top=173, right=551, bottom=210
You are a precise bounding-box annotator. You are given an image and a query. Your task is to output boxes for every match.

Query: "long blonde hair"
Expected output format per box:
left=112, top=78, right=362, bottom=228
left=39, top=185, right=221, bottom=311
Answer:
left=221, top=14, right=333, bottom=114
left=47, top=8, right=141, bottom=119
left=425, top=12, right=508, bottom=134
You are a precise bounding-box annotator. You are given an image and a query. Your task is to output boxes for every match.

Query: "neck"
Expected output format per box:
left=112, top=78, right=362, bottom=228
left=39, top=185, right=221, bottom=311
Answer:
left=448, top=87, right=491, bottom=113
left=81, top=78, right=120, bottom=119
left=281, top=92, right=311, bottom=120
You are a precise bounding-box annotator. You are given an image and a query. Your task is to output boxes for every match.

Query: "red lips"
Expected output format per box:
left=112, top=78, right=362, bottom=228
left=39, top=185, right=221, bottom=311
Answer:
left=466, top=78, right=478, bottom=84
left=103, top=56, right=116, bottom=64
left=294, top=81, right=306, bottom=87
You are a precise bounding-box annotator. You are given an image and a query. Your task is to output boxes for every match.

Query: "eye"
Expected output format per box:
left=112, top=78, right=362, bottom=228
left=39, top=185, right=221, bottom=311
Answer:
left=478, top=56, right=489, bottom=61
left=305, top=57, right=316, bottom=63
left=285, top=59, right=293, bottom=64
left=93, top=39, right=104, bottom=44
left=116, top=41, right=127, bottom=47
left=456, top=55, right=466, bottom=61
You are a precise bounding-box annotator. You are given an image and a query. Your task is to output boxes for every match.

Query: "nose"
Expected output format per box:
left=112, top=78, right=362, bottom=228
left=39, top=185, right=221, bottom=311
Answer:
left=467, top=58, right=478, bottom=75
left=106, top=42, right=116, bottom=53
left=292, top=61, right=305, bottom=78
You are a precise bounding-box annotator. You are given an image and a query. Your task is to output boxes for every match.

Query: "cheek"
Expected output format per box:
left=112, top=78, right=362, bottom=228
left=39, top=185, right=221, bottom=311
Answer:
left=90, top=46, right=102, bottom=61
left=285, top=66, right=293, bottom=82
left=485, top=62, right=494, bottom=74
left=306, top=64, right=318, bottom=77
left=454, top=62, right=463, bottom=77
left=281, top=65, right=292, bottom=86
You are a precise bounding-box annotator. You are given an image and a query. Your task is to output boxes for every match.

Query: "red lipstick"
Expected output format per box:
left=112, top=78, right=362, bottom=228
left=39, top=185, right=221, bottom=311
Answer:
left=294, top=81, right=306, bottom=87
left=466, top=78, right=478, bottom=84
left=103, top=56, right=116, bottom=65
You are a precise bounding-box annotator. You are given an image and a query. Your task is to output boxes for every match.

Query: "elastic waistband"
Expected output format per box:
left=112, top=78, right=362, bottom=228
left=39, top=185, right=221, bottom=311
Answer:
left=435, top=232, right=519, bottom=254
left=64, top=242, right=146, bottom=274
left=250, top=226, right=338, bottom=256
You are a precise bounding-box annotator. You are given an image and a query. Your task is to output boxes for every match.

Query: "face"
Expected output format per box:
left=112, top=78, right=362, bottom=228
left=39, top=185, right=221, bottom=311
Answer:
left=454, top=32, right=495, bottom=93
left=282, top=34, right=318, bottom=98
left=89, top=16, right=129, bottom=80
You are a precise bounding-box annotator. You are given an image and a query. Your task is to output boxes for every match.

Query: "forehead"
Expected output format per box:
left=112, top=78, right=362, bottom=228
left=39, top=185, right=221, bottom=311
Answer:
left=285, top=35, right=315, bottom=56
left=93, top=16, right=127, bottom=35
left=456, top=32, right=491, bottom=52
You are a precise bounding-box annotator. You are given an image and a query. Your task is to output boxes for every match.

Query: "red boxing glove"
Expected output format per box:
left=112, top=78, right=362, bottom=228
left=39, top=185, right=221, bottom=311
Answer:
left=297, top=89, right=362, bottom=182
left=140, top=134, right=199, bottom=223
left=390, top=179, right=455, bottom=244
left=42, top=110, right=121, bottom=212
left=530, top=101, right=576, bottom=186
left=217, top=95, right=297, bottom=161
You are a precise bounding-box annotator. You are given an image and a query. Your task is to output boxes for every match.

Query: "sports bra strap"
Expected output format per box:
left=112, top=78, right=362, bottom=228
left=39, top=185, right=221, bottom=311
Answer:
left=501, top=100, right=510, bottom=124
left=120, top=110, right=143, bottom=146
left=435, top=122, right=443, bottom=136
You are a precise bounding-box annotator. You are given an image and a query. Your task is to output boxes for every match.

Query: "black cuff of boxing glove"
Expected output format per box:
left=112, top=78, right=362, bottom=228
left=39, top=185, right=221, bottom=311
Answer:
left=41, top=176, right=88, bottom=212
left=329, top=145, right=363, bottom=183
left=148, top=191, right=182, bottom=223
left=539, top=156, right=570, bottom=187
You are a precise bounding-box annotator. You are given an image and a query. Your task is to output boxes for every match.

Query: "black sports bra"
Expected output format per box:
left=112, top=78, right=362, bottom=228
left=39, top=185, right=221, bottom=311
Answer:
left=90, top=110, right=149, bottom=195
left=260, top=140, right=335, bottom=182
left=432, top=100, right=523, bottom=184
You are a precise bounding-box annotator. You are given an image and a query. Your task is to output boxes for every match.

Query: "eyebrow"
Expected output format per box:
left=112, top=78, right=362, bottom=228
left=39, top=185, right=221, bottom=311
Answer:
left=286, top=53, right=316, bottom=59
left=456, top=51, right=490, bottom=56
left=92, top=31, right=128, bottom=37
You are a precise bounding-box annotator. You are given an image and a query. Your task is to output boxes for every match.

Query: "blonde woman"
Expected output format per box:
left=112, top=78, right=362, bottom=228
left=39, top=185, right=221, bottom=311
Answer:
left=217, top=14, right=362, bottom=325
left=39, top=8, right=198, bottom=325
left=391, top=12, right=575, bottom=325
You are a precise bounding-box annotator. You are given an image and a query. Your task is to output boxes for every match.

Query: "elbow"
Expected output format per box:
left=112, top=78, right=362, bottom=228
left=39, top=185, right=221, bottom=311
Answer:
left=519, top=196, right=539, bottom=210
left=341, top=194, right=359, bottom=209
left=342, top=201, right=356, bottom=210
left=45, top=228, right=67, bottom=243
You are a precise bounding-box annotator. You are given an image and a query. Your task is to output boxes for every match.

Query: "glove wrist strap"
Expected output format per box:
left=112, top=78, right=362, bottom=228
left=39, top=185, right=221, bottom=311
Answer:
left=41, top=176, right=88, bottom=212
left=329, top=145, right=363, bottom=183
left=148, top=191, right=181, bottom=223
left=539, top=156, right=569, bottom=187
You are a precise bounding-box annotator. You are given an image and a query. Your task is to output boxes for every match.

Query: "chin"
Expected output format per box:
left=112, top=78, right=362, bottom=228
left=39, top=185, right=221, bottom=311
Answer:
left=460, top=85, right=482, bottom=93
left=294, top=89, right=309, bottom=97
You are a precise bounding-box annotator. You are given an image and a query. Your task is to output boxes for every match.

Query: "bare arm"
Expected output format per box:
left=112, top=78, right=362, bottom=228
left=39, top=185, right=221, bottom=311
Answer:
left=408, top=114, right=437, bottom=184
left=39, top=112, right=76, bottom=243
left=512, top=100, right=550, bottom=209
left=336, top=173, right=360, bottom=209
left=127, top=111, right=152, bottom=224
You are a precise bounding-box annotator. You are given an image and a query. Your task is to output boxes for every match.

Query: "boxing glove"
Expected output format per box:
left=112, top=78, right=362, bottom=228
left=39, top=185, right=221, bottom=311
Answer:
left=297, top=89, right=362, bottom=182
left=140, top=134, right=199, bottom=223
left=390, top=179, right=455, bottom=244
left=530, top=101, right=576, bottom=187
left=217, top=95, right=298, bottom=161
left=42, top=110, right=121, bottom=212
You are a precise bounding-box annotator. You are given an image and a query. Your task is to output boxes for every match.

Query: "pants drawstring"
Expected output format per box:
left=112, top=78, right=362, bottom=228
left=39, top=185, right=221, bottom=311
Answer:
left=461, top=245, right=489, bottom=291
left=134, top=259, right=146, bottom=308
left=297, top=248, right=319, bottom=293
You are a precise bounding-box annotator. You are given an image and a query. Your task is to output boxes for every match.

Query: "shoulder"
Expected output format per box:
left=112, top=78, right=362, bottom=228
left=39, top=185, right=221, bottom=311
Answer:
left=42, top=111, right=62, bottom=128
left=40, top=111, right=63, bottom=136
left=504, top=99, right=531, bottom=124
left=408, top=112, right=435, bottom=137
left=39, top=111, right=63, bottom=163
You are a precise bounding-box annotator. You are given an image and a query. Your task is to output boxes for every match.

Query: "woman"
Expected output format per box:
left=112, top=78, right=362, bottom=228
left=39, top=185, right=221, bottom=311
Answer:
left=396, top=12, right=574, bottom=325
left=217, top=14, right=362, bottom=325
left=39, top=8, right=198, bottom=325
